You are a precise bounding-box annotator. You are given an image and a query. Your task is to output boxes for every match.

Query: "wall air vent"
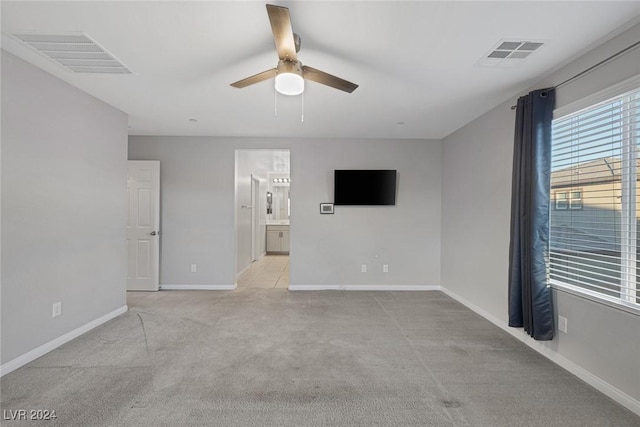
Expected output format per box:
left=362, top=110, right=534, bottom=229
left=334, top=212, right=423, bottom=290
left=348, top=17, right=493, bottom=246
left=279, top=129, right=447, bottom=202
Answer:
left=477, top=39, right=545, bottom=68
left=11, top=33, right=132, bottom=74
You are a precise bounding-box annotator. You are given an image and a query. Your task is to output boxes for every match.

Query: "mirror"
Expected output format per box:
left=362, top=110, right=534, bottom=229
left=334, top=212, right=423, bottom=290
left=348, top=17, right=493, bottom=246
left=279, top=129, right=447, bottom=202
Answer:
left=269, top=174, right=290, bottom=221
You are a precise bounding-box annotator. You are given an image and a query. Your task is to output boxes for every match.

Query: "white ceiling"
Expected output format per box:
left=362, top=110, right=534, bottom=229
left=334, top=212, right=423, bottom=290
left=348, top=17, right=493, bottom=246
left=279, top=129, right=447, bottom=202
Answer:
left=3, top=1, right=640, bottom=139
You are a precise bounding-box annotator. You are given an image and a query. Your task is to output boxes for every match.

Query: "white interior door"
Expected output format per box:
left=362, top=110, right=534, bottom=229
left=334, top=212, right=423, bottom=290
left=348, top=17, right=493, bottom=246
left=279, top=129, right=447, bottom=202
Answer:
left=127, top=161, right=160, bottom=291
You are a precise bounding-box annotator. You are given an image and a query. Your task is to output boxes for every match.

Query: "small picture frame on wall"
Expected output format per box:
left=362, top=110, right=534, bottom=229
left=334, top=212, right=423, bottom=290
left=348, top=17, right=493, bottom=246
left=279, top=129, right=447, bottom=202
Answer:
left=320, top=203, right=334, bottom=214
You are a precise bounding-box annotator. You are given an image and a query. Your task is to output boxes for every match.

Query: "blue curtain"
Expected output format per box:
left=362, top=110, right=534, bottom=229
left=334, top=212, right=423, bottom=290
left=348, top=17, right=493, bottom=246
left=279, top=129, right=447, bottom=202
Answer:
left=508, top=88, right=555, bottom=341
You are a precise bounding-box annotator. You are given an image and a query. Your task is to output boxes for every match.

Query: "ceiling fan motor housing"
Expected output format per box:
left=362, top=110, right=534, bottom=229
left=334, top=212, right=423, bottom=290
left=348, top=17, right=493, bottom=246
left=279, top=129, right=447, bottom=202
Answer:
left=293, top=33, right=301, bottom=52
left=277, top=59, right=303, bottom=76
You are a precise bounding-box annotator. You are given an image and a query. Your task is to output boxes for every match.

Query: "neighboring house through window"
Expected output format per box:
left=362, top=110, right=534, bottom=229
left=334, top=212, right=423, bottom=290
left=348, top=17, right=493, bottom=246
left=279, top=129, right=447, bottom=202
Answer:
left=554, top=189, right=583, bottom=210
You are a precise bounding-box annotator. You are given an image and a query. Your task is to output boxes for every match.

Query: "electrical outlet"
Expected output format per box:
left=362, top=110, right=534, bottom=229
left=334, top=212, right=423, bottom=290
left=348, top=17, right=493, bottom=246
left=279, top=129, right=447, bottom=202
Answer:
left=383, top=264, right=389, bottom=273
left=191, top=264, right=197, bottom=273
left=52, top=302, right=62, bottom=318
left=558, top=315, right=568, bottom=333
left=361, top=264, right=367, bottom=273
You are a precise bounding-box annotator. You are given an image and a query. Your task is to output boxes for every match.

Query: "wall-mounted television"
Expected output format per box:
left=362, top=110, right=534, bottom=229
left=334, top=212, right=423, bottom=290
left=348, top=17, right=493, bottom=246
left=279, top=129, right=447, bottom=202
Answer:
left=334, top=170, right=397, bottom=206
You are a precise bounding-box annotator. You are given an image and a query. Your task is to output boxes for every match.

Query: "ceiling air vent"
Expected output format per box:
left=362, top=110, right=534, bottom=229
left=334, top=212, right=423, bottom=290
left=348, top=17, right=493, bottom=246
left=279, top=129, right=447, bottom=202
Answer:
left=477, top=39, right=545, bottom=68
left=12, top=33, right=132, bottom=74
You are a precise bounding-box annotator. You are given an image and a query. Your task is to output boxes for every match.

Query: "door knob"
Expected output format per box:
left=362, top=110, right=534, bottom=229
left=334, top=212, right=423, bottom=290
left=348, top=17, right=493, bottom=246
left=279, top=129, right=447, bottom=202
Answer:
left=150, top=231, right=158, bottom=236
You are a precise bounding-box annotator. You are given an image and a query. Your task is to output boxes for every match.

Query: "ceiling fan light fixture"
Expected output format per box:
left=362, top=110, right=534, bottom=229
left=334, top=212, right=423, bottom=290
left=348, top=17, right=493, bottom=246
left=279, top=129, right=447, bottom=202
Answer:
left=275, top=60, right=304, bottom=96
left=275, top=73, right=304, bottom=95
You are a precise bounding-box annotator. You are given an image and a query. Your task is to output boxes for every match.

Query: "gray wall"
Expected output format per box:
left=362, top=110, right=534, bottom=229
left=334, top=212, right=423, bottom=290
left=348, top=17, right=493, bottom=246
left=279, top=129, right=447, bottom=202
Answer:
left=129, top=137, right=441, bottom=287
left=129, top=137, right=236, bottom=286
left=441, top=23, right=640, bottom=405
left=1, top=51, right=129, bottom=364
left=291, top=139, right=441, bottom=286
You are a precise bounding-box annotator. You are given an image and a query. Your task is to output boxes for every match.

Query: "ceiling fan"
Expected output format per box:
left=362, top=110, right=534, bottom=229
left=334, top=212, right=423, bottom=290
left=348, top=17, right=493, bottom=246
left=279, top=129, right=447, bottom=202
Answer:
left=230, top=4, right=358, bottom=96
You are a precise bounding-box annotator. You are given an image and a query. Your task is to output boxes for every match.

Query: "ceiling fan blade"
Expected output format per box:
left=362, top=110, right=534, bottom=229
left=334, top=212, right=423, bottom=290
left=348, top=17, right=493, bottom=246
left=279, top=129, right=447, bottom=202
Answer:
left=266, top=4, right=297, bottom=62
left=302, top=66, right=359, bottom=93
left=230, top=68, right=277, bottom=88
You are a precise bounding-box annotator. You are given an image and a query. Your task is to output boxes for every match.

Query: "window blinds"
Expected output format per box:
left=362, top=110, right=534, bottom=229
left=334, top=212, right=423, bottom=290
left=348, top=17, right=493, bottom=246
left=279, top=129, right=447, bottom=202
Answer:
left=549, top=86, right=639, bottom=307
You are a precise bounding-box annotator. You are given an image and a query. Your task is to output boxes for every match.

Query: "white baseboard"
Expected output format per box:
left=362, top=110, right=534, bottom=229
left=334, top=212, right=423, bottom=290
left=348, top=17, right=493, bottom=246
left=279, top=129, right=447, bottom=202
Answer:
left=0, top=305, right=128, bottom=377
left=288, top=284, right=441, bottom=291
left=439, top=287, right=640, bottom=417
left=160, top=284, right=236, bottom=290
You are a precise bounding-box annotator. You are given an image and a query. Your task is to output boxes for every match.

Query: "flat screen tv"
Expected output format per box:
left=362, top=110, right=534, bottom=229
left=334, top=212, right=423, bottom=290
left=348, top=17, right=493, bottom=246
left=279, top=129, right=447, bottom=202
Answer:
left=334, top=170, right=397, bottom=206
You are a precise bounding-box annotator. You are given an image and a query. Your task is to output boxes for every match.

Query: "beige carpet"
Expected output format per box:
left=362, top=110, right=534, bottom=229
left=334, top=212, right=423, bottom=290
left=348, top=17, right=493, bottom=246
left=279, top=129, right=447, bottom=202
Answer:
left=1, top=290, right=638, bottom=426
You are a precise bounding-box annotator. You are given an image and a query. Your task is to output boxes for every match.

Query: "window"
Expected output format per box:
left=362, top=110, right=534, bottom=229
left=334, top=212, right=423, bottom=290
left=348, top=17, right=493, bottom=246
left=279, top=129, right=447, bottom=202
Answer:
left=550, top=85, right=639, bottom=310
left=569, top=190, right=583, bottom=210
left=555, top=191, right=568, bottom=210
left=554, top=190, right=583, bottom=210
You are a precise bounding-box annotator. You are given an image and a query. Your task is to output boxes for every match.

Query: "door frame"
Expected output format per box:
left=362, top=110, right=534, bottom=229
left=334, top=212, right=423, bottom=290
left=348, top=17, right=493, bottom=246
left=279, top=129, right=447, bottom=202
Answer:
left=251, top=175, right=261, bottom=262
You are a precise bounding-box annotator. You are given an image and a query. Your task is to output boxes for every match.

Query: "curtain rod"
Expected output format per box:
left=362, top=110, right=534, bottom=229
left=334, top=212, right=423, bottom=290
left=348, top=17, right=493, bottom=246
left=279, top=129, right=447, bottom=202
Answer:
left=510, top=39, right=640, bottom=110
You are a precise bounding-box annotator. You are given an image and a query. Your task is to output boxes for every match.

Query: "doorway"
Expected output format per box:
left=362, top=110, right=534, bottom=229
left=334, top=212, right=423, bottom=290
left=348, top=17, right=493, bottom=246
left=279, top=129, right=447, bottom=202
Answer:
left=235, top=149, right=290, bottom=288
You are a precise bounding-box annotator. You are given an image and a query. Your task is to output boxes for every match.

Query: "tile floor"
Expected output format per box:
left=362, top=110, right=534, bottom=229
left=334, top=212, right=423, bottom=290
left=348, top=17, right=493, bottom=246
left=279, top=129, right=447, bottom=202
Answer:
left=236, top=255, right=289, bottom=289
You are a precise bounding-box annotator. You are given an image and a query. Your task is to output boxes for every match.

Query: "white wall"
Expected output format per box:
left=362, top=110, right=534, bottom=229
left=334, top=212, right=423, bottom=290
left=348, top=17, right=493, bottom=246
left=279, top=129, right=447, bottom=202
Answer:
left=1, top=51, right=128, bottom=366
left=441, top=23, right=640, bottom=411
left=128, top=137, right=441, bottom=288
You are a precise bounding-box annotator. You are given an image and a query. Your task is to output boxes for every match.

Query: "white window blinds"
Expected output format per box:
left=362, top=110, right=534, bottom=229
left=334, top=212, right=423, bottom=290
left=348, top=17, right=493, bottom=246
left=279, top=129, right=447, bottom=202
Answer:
left=550, top=86, right=639, bottom=308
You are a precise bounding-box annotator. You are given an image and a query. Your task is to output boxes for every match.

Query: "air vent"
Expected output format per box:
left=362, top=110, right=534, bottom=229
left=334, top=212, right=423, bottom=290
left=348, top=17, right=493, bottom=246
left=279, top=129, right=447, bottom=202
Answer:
left=477, top=39, right=545, bottom=68
left=12, top=33, right=132, bottom=74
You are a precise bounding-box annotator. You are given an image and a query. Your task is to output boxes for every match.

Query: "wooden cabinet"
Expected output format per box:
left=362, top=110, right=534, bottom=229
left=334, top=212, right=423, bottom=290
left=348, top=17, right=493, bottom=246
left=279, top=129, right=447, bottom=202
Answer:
left=266, top=225, right=290, bottom=254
